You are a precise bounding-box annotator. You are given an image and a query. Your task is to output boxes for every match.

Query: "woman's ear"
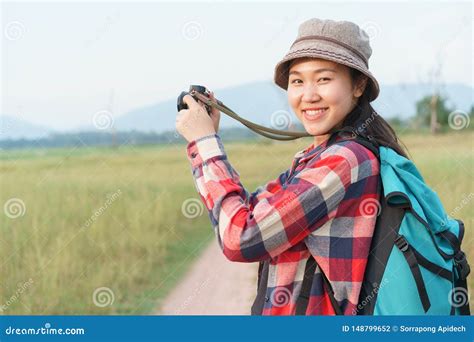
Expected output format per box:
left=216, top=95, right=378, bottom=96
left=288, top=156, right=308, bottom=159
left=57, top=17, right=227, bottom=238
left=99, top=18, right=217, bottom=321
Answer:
left=354, top=76, right=368, bottom=98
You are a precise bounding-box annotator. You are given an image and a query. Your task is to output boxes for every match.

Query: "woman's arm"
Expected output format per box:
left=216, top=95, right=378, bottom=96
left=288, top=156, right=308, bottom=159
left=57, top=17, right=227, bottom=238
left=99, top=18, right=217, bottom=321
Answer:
left=186, top=133, right=377, bottom=263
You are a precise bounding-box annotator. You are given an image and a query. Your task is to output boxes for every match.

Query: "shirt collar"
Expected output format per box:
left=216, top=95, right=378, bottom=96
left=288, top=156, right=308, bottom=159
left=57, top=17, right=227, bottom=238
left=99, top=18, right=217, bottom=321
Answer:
left=293, top=132, right=354, bottom=162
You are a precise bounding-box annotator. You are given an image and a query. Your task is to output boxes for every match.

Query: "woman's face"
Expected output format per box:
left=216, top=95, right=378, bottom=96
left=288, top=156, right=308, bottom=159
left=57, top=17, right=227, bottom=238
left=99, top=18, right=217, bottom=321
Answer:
left=287, top=58, right=367, bottom=145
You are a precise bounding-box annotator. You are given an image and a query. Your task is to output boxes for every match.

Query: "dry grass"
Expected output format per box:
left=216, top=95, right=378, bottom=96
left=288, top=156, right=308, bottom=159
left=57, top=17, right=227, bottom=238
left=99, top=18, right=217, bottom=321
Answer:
left=1, top=131, right=472, bottom=314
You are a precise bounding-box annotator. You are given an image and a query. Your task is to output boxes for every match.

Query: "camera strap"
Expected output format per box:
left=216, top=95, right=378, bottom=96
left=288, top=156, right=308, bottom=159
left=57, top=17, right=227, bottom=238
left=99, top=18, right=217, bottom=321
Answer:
left=192, top=92, right=312, bottom=141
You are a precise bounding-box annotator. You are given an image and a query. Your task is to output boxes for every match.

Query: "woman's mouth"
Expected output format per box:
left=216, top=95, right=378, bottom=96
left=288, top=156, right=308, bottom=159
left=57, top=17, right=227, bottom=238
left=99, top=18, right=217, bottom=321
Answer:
left=302, top=108, right=328, bottom=121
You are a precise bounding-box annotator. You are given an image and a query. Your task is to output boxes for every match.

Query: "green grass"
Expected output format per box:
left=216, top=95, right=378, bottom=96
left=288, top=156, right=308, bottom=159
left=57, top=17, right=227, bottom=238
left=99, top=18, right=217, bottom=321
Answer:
left=0, top=131, right=472, bottom=314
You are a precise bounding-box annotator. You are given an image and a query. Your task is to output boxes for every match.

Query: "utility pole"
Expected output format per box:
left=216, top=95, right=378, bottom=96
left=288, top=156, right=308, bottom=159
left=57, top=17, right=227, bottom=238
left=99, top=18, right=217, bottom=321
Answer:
left=430, top=94, right=439, bottom=134
left=108, top=89, right=117, bottom=149
left=429, top=60, right=442, bottom=134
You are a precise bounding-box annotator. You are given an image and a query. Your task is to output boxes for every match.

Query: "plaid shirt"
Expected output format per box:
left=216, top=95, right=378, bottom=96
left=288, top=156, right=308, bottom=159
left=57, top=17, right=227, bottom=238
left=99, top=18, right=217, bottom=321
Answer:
left=186, top=133, right=380, bottom=315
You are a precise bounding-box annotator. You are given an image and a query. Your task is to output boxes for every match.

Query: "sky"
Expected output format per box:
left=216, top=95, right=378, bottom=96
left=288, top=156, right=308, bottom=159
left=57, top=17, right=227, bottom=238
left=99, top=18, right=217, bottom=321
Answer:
left=1, top=0, right=472, bottom=131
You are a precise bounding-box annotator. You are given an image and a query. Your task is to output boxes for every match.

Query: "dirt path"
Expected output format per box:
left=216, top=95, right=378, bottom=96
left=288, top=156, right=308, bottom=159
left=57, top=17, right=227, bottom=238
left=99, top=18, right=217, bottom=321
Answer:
left=157, top=241, right=259, bottom=315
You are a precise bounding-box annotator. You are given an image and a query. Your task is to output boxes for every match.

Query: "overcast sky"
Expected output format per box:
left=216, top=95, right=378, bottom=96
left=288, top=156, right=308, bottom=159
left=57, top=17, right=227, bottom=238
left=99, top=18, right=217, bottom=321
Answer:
left=2, top=0, right=472, bottom=130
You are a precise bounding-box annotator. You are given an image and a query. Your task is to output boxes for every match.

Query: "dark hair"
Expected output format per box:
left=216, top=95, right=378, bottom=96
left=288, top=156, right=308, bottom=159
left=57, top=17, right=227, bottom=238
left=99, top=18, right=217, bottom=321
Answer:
left=336, top=68, right=410, bottom=159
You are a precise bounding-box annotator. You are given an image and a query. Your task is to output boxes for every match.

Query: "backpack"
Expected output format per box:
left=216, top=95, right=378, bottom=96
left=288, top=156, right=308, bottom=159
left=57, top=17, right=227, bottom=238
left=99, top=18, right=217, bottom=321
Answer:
left=251, top=129, right=471, bottom=315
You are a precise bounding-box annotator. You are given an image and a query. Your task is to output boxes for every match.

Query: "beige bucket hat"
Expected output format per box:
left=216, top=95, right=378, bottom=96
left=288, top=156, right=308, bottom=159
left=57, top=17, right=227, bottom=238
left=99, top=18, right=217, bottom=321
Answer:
left=274, top=18, right=380, bottom=101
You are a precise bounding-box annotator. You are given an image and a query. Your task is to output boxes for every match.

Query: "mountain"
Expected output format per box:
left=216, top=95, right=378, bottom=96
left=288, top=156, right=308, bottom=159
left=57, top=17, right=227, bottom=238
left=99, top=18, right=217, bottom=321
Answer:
left=1, top=82, right=472, bottom=140
left=0, top=115, right=54, bottom=140
left=113, top=81, right=292, bottom=133
left=113, top=81, right=473, bottom=133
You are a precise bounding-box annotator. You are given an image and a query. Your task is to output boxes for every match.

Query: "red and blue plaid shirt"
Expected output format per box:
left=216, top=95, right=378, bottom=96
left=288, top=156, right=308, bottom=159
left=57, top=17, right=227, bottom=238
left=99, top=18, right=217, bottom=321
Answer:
left=186, top=132, right=380, bottom=315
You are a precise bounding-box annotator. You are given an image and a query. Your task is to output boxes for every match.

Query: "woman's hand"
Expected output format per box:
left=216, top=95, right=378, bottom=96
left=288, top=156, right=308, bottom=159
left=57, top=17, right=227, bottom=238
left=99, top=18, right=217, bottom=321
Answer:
left=176, top=91, right=221, bottom=143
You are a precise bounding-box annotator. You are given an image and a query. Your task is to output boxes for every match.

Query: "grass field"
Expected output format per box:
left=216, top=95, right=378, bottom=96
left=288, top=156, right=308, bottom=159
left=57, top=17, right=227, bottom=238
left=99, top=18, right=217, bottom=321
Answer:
left=1, top=131, right=472, bottom=314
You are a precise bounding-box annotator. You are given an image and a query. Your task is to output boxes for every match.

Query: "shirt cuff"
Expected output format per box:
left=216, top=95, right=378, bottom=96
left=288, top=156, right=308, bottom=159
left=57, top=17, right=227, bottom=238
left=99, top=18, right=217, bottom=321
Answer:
left=186, top=133, right=226, bottom=169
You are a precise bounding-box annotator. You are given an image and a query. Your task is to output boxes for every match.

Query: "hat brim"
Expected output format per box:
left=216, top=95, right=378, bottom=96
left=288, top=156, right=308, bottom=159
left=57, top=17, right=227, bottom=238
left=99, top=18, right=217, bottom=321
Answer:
left=274, top=46, right=380, bottom=102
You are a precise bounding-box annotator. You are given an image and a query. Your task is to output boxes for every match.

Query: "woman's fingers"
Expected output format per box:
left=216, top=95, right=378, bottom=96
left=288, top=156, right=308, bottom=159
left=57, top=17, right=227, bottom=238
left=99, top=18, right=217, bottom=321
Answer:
left=209, top=91, right=220, bottom=116
left=182, top=94, right=199, bottom=110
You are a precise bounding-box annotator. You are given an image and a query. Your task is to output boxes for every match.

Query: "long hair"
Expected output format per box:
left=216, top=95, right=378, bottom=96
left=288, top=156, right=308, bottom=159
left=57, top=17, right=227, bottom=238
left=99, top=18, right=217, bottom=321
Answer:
left=336, top=68, right=409, bottom=159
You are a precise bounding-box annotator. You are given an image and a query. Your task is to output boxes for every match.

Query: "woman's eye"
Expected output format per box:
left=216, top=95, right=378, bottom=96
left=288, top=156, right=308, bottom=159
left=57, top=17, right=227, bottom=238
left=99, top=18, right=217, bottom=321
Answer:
left=318, top=77, right=331, bottom=82
left=290, top=79, right=302, bottom=84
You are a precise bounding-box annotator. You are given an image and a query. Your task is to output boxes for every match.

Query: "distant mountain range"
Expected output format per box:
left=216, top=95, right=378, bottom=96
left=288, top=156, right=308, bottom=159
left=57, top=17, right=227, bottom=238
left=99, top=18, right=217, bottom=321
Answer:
left=1, top=81, right=472, bottom=140
left=0, top=115, right=53, bottom=141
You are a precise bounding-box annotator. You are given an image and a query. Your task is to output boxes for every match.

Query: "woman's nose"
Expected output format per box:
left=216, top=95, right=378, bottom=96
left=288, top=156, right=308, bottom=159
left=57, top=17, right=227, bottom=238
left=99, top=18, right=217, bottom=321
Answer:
left=301, top=85, right=321, bottom=103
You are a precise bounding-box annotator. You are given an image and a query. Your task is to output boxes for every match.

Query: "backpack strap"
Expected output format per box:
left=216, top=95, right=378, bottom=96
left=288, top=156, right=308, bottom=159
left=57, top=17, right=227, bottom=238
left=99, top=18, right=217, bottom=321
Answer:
left=453, top=274, right=471, bottom=315
left=251, top=260, right=270, bottom=315
left=295, top=256, right=317, bottom=315
left=395, top=235, right=431, bottom=313
left=295, top=256, right=343, bottom=315
left=437, top=220, right=471, bottom=315
left=321, top=270, right=344, bottom=315
left=410, top=247, right=453, bottom=281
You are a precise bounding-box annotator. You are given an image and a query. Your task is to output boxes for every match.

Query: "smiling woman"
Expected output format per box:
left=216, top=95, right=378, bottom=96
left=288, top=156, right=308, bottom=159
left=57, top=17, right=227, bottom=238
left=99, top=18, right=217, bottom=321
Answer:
left=287, top=58, right=367, bottom=146
left=178, top=18, right=469, bottom=317
left=177, top=18, right=387, bottom=316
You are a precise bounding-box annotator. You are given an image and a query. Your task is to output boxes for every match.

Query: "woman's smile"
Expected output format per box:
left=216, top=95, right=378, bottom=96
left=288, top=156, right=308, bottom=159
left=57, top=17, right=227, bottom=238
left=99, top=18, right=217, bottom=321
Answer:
left=302, top=107, right=329, bottom=121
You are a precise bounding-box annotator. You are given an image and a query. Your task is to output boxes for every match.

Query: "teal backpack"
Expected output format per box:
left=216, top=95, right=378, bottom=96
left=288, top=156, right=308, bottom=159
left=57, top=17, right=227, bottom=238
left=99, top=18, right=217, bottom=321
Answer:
left=325, top=129, right=471, bottom=315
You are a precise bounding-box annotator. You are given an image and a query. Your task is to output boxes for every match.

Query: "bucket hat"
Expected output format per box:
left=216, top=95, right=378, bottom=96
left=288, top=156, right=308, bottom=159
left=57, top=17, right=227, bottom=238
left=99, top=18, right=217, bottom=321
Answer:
left=274, top=18, right=380, bottom=101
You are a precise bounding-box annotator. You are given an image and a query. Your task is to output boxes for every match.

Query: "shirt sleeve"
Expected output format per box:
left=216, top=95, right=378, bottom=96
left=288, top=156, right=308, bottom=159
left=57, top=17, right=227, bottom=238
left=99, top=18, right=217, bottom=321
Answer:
left=186, top=134, right=360, bottom=263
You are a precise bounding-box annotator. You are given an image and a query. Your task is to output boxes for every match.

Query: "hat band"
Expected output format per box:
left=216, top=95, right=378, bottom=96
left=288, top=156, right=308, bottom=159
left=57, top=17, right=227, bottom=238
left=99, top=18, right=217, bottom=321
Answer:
left=290, top=35, right=368, bottom=67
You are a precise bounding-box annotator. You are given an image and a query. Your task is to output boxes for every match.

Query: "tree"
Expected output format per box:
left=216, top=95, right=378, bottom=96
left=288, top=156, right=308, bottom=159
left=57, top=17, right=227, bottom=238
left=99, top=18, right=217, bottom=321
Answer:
left=415, top=95, right=453, bottom=130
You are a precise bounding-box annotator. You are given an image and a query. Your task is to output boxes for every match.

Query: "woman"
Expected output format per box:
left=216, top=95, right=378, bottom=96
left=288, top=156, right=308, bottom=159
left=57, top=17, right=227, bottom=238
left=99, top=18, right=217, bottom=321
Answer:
left=176, top=18, right=408, bottom=315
